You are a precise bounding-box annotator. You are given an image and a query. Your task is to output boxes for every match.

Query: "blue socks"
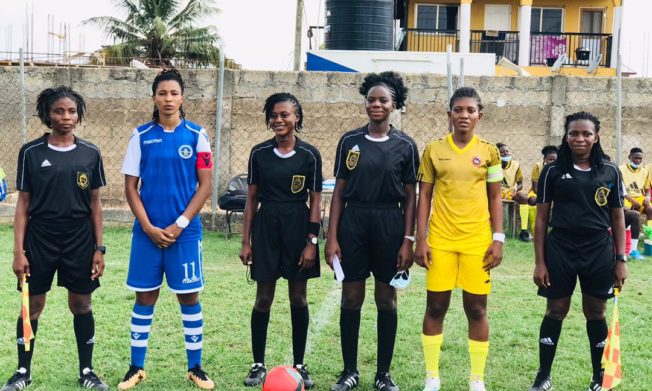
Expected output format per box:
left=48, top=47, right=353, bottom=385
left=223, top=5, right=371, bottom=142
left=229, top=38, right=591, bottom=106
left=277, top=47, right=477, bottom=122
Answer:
left=130, top=304, right=154, bottom=369
left=181, top=303, right=203, bottom=370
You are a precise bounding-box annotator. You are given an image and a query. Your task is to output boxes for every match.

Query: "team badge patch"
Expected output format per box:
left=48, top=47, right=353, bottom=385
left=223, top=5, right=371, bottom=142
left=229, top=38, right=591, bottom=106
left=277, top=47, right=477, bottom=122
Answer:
left=178, top=144, right=193, bottom=159
left=472, top=156, right=482, bottom=167
left=594, top=186, right=610, bottom=206
left=346, top=145, right=360, bottom=170
left=77, top=172, right=89, bottom=189
left=291, top=175, right=306, bottom=194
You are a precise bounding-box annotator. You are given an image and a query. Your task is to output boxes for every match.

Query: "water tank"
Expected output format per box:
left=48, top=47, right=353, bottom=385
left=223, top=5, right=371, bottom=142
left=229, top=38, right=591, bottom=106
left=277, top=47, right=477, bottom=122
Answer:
left=324, top=0, right=394, bottom=51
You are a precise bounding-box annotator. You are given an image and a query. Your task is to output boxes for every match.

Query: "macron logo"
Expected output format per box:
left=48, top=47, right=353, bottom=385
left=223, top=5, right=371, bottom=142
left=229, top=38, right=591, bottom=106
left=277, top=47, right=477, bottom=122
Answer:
left=143, top=139, right=163, bottom=145
left=540, top=337, right=555, bottom=346
left=41, top=159, right=51, bottom=167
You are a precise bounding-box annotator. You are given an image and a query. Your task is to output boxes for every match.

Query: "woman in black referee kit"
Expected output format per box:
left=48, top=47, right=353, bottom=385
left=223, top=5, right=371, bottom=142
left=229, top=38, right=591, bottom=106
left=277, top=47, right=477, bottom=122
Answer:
left=528, top=112, right=628, bottom=391
left=240, top=92, right=322, bottom=388
left=2, top=87, right=108, bottom=391
left=326, top=71, right=419, bottom=391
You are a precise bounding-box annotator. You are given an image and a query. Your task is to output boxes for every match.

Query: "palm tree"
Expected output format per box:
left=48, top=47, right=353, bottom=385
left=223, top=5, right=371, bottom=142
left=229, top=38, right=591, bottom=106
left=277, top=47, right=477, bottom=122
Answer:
left=84, top=0, right=221, bottom=67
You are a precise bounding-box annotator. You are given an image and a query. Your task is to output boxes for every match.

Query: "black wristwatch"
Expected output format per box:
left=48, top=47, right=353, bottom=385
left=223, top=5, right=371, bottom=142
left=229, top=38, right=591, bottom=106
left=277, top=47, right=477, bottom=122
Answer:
left=616, top=254, right=627, bottom=263
left=95, top=245, right=106, bottom=255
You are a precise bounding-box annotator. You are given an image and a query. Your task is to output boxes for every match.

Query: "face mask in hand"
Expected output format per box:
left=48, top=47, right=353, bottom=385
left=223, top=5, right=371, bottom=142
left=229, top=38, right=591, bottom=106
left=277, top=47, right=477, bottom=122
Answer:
left=389, top=270, right=411, bottom=290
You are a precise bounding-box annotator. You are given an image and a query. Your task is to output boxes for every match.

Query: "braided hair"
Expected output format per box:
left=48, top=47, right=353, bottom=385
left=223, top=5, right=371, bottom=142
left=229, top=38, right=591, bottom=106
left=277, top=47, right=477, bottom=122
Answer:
left=556, top=111, right=606, bottom=173
left=449, top=87, right=484, bottom=111
left=359, top=71, right=408, bottom=110
left=36, top=86, right=86, bottom=128
left=151, top=68, right=186, bottom=122
left=263, top=92, right=304, bottom=131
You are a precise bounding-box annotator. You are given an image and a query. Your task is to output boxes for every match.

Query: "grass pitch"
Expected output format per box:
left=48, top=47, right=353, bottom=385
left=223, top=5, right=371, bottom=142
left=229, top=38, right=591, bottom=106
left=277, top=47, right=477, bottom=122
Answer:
left=0, top=224, right=650, bottom=390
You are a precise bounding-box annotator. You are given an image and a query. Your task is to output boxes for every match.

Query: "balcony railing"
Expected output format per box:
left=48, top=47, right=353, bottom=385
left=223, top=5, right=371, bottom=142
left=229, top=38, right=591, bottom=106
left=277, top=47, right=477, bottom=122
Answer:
left=313, top=26, right=614, bottom=68
left=529, top=32, right=612, bottom=68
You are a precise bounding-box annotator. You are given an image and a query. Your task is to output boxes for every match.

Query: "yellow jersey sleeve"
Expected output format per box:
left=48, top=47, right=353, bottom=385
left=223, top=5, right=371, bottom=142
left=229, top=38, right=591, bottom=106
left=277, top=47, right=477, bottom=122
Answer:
left=487, top=143, right=502, bottom=183
left=531, top=163, right=541, bottom=183
left=515, top=165, right=523, bottom=183
left=418, top=142, right=436, bottom=184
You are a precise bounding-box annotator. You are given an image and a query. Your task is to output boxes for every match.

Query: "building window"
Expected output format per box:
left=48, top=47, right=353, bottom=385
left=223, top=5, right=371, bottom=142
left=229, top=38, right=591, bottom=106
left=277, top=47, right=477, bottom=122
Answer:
left=530, top=8, right=563, bottom=33
left=416, top=4, right=459, bottom=31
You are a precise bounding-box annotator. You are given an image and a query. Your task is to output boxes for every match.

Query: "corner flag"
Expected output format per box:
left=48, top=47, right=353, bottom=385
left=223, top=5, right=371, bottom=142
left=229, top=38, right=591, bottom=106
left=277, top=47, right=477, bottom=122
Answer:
left=21, top=275, right=34, bottom=352
left=602, top=288, right=621, bottom=389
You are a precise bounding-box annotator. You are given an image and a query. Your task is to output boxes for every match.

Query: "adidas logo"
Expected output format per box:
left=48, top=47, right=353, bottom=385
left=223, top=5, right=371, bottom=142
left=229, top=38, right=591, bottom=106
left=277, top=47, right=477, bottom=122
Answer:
left=191, top=335, right=199, bottom=342
left=608, top=287, right=614, bottom=294
left=132, top=332, right=141, bottom=339
left=540, top=337, right=555, bottom=346
left=561, top=173, right=573, bottom=179
left=16, top=337, right=24, bottom=345
left=41, top=159, right=51, bottom=167
left=86, top=336, right=95, bottom=345
left=596, top=339, right=606, bottom=348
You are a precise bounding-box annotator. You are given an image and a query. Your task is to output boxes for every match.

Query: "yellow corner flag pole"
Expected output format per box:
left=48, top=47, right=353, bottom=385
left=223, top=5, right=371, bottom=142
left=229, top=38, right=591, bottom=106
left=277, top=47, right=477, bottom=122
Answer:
left=20, top=275, right=34, bottom=352
left=601, top=288, right=622, bottom=389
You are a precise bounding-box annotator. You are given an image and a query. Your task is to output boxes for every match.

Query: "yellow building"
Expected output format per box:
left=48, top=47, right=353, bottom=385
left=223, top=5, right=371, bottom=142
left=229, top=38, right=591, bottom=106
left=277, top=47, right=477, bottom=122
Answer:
left=397, top=0, right=623, bottom=76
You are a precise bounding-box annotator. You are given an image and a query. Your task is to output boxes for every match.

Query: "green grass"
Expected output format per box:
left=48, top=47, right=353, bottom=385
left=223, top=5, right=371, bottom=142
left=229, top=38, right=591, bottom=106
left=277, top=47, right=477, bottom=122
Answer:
left=0, top=224, right=650, bottom=390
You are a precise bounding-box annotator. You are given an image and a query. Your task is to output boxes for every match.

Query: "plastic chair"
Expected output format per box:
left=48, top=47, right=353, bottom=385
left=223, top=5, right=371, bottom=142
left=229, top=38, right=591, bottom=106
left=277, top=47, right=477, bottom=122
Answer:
left=218, top=174, right=248, bottom=238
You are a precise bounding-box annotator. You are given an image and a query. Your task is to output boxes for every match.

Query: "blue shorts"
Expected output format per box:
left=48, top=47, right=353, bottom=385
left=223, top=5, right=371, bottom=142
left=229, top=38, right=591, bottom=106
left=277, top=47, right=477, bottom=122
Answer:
left=127, top=237, right=205, bottom=294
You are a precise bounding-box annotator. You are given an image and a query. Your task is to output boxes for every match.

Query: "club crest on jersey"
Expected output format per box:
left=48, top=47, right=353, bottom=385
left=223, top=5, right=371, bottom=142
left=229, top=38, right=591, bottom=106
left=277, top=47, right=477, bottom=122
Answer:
left=594, top=186, right=610, bottom=206
left=472, top=156, right=482, bottom=167
left=178, top=145, right=193, bottom=159
left=77, top=172, right=89, bottom=189
left=291, top=175, right=306, bottom=194
left=346, top=145, right=360, bottom=170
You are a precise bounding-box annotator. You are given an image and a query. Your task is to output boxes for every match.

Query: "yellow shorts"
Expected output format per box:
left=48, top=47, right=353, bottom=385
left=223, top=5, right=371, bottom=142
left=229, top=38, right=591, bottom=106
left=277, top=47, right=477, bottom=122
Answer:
left=624, top=195, right=646, bottom=212
left=425, top=246, right=493, bottom=295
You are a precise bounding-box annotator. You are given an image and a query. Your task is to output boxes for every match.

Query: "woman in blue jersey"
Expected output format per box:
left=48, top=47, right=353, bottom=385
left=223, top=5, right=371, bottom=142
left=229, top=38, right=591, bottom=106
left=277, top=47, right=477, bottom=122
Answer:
left=119, top=69, right=214, bottom=390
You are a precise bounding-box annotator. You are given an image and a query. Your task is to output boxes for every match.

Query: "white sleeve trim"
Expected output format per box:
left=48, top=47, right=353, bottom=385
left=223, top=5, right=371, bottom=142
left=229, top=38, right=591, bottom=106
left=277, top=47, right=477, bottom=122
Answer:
left=196, top=128, right=212, bottom=153
left=121, top=128, right=141, bottom=177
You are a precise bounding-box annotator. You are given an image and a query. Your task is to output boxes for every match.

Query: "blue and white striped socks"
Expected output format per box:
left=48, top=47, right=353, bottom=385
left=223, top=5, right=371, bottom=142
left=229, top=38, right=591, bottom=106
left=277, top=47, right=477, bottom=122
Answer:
left=181, top=303, right=203, bottom=370
left=130, top=304, right=154, bottom=369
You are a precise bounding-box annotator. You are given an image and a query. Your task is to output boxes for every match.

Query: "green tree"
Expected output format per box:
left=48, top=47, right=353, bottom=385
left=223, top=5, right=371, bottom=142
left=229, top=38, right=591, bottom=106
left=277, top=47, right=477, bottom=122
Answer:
left=84, top=0, right=220, bottom=67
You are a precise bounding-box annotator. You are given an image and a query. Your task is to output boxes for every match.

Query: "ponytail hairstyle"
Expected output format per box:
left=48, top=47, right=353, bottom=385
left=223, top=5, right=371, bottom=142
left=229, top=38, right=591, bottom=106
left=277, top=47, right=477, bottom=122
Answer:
left=36, top=86, right=86, bottom=128
left=449, top=87, right=484, bottom=111
left=556, top=111, right=606, bottom=173
left=263, top=92, right=304, bottom=131
left=359, top=71, right=408, bottom=110
left=151, top=68, right=186, bottom=123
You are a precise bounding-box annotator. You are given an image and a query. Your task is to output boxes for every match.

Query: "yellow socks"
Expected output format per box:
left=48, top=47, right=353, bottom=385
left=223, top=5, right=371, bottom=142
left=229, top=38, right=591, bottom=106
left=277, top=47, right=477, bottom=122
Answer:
left=468, top=339, right=489, bottom=382
left=528, top=205, right=537, bottom=233
left=422, top=334, right=443, bottom=378
left=519, top=205, right=530, bottom=231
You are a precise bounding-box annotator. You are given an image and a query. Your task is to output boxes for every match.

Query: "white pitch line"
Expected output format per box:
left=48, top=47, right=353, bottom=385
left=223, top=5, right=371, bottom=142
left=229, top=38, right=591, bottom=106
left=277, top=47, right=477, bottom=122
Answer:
left=285, top=280, right=341, bottom=363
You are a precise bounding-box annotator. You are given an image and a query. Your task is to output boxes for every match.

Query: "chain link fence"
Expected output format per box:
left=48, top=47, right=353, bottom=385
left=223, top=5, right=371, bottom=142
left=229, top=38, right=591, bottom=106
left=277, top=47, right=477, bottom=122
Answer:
left=2, top=64, right=652, bottom=223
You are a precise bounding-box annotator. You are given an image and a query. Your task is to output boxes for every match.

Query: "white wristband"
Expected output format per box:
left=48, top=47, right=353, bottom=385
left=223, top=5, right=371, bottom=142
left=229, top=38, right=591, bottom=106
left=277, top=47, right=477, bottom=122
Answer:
left=492, top=233, right=505, bottom=243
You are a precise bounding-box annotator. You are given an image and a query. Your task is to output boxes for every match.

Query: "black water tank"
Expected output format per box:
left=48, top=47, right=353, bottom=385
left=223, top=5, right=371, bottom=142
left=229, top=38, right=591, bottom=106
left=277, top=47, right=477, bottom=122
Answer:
left=325, top=0, right=394, bottom=51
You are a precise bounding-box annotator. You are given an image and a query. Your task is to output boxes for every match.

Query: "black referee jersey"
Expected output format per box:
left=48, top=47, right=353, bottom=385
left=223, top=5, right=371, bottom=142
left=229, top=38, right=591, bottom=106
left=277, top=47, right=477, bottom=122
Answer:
left=334, top=125, right=419, bottom=203
left=248, top=137, right=323, bottom=201
left=17, top=134, right=106, bottom=224
left=537, top=160, right=624, bottom=231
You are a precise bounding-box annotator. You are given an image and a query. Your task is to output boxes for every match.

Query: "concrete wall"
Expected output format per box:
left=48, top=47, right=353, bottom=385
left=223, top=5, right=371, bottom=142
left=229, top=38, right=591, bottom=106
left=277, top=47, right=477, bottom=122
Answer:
left=1, top=66, right=651, bottom=207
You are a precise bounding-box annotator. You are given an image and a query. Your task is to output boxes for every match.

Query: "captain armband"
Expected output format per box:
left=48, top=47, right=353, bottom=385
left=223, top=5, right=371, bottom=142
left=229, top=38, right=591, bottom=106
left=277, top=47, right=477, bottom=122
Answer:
left=487, top=164, right=503, bottom=183
left=196, top=152, right=213, bottom=169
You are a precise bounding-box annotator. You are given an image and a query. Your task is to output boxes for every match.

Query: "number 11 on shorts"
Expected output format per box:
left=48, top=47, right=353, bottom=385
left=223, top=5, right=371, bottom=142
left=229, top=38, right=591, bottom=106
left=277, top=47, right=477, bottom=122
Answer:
left=182, top=262, right=199, bottom=284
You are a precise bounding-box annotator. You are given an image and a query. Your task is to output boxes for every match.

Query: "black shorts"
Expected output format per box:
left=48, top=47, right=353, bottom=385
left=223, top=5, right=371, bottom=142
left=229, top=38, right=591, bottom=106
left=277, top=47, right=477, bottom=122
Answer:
left=538, top=228, right=615, bottom=300
left=251, top=202, right=320, bottom=282
left=22, top=219, right=99, bottom=295
left=337, top=202, right=404, bottom=284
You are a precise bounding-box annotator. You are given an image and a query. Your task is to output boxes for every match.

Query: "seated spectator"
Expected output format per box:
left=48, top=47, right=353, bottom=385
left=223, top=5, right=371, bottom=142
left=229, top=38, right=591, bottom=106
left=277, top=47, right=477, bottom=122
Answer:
left=619, top=147, right=652, bottom=260
left=497, top=143, right=530, bottom=242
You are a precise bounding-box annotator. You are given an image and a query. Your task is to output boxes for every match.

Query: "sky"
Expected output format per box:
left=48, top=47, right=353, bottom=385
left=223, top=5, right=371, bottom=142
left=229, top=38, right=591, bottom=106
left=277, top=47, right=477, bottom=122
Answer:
left=0, top=0, right=650, bottom=75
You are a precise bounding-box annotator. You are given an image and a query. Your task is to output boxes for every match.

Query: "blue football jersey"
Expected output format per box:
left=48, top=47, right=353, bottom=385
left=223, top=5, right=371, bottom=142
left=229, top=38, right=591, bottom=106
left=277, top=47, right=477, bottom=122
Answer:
left=122, top=119, right=212, bottom=241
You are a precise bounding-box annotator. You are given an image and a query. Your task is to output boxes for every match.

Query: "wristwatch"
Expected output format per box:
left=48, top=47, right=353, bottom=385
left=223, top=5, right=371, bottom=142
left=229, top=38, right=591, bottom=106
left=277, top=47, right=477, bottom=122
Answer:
left=94, top=245, right=106, bottom=255
left=176, top=215, right=190, bottom=229
left=307, top=237, right=318, bottom=245
left=404, top=235, right=416, bottom=242
left=616, top=254, right=627, bottom=262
